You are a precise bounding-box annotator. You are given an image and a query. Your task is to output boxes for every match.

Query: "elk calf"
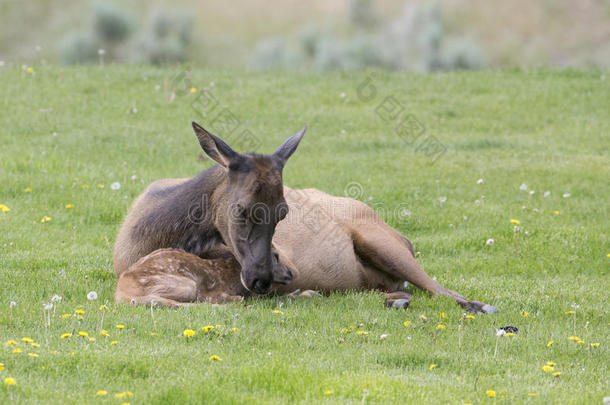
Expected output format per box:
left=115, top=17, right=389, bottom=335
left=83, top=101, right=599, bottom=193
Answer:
left=115, top=248, right=296, bottom=307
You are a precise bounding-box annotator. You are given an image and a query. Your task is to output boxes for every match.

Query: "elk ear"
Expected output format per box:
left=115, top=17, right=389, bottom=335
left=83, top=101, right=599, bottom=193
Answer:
left=192, top=122, right=238, bottom=168
left=273, top=125, right=307, bottom=167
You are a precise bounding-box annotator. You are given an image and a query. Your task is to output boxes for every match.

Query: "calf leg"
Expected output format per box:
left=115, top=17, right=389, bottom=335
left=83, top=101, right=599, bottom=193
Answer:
left=352, top=226, right=497, bottom=313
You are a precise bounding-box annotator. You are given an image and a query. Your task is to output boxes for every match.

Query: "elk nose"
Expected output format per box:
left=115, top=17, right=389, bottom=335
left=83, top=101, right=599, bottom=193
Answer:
left=252, top=278, right=272, bottom=294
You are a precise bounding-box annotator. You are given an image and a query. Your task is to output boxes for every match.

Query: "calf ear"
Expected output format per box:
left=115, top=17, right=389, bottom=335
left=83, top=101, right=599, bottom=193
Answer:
left=192, top=122, right=238, bottom=168
left=273, top=125, right=307, bottom=167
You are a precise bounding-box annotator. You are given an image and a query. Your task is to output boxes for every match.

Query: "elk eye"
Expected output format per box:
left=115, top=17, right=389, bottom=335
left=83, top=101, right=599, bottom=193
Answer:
left=277, top=203, right=289, bottom=221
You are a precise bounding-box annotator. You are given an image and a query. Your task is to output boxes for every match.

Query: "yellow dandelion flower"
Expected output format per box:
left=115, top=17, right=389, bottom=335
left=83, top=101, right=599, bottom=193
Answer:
left=429, top=364, right=436, bottom=370
left=13, top=348, right=22, bottom=353
left=121, top=403, right=130, bottom=405
left=546, top=361, right=556, bottom=367
left=356, top=331, right=368, bottom=336
left=324, top=389, right=333, bottom=395
left=99, top=304, right=108, bottom=311
left=62, top=313, right=72, bottom=318
left=26, top=67, right=34, bottom=73
left=607, top=253, right=610, bottom=258
left=6, top=340, right=17, bottom=346
left=61, top=333, right=72, bottom=339
left=100, top=330, right=109, bottom=337
left=88, top=337, right=96, bottom=343
left=96, top=390, right=107, bottom=396
left=5, top=377, right=16, bottom=385
left=577, top=340, right=585, bottom=345
left=552, top=372, right=561, bottom=377
left=150, top=332, right=157, bottom=336
left=78, top=331, right=88, bottom=337
left=0, top=204, right=10, bottom=212
left=24, top=187, right=32, bottom=193
left=116, top=324, right=125, bottom=329
left=65, top=204, right=74, bottom=209
left=28, top=353, right=38, bottom=357
left=528, top=393, right=538, bottom=397
left=568, top=336, right=580, bottom=341
left=183, top=329, right=196, bottom=338
left=403, top=320, right=411, bottom=327
left=465, top=314, right=475, bottom=320
left=111, top=341, right=118, bottom=345
left=510, top=219, right=520, bottom=225
left=547, top=340, right=554, bottom=347
left=40, top=216, right=51, bottom=223
left=115, top=392, right=126, bottom=398
left=201, top=325, right=214, bottom=333
left=542, top=365, right=554, bottom=372
left=591, top=342, right=600, bottom=348
left=440, top=312, right=446, bottom=319
left=231, top=327, right=239, bottom=332
left=209, top=355, right=222, bottom=362
left=505, top=332, right=515, bottom=337
left=436, top=324, right=446, bottom=330
left=97, top=184, right=104, bottom=189
left=21, top=337, right=33, bottom=343
left=485, top=390, right=496, bottom=398
left=0, top=364, right=4, bottom=371
left=565, top=310, right=575, bottom=315
left=190, top=87, right=197, bottom=93
left=31, top=342, right=40, bottom=347
left=420, top=314, right=427, bottom=321
left=74, top=309, right=85, bottom=315
left=554, top=210, right=560, bottom=215
left=273, top=309, right=284, bottom=315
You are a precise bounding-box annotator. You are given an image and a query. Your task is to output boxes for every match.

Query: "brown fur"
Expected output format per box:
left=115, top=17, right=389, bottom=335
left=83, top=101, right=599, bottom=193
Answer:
left=115, top=185, right=496, bottom=313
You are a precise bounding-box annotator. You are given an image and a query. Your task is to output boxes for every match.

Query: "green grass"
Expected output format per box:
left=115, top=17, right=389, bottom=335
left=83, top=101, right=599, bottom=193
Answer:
left=0, top=66, right=609, bottom=404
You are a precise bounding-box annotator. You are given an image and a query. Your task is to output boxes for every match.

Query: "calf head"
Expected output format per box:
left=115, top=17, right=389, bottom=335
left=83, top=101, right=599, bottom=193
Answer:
left=192, top=121, right=306, bottom=294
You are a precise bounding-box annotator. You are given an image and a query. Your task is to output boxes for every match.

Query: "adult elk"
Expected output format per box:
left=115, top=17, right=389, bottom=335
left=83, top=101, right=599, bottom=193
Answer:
left=114, top=123, right=497, bottom=313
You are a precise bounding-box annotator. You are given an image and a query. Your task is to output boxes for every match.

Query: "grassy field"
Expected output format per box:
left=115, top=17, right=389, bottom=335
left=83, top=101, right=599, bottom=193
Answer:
left=0, top=66, right=608, bottom=404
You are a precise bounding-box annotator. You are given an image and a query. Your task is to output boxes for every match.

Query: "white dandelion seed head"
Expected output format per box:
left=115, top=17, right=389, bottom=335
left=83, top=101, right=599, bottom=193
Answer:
left=35, top=45, right=42, bottom=52
left=495, top=328, right=506, bottom=337
left=524, top=231, right=529, bottom=236
left=519, top=183, right=528, bottom=191
left=98, top=49, right=106, bottom=55
left=10, top=301, right=16, bottom=308
left=474, top=200, right=481, bottom=205
left=379, top=334, right=389, bottom=340
left=544, top=191, right=551, bottom=197
left=51, top=295, right=62, bottom=302
left=529, top=190, right=535, bottom=195
left=43, top=303, right=53, bottom=311
left=130, top=175, right=137, bottom=181
left=486, top=239, right=494, bottom=246
left=340, top=92, right=346, bottom=98
left=110, top=182, right=121, bottom=190
left=0, top=60, right=5, bottom=67
left=87, top=291, right=98, bottom=301
left=477, top=179, right=484, bottom=185
left=563, top=193, right=571, bottom=198
left=439, top=196, right=447, bottom=203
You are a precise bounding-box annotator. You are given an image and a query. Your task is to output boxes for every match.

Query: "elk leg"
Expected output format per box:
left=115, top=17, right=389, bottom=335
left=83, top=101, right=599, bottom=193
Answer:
left=352, top=226, right=497, bottom=313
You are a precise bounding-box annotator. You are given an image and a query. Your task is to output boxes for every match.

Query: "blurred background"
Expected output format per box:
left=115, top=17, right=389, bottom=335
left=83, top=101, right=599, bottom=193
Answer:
left=1, top=0, right=609, bottom=71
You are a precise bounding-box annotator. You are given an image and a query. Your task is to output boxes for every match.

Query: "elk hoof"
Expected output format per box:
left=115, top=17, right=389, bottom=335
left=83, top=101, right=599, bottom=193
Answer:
left=466, top=300, right=498, bottom=314
left=287, top=289, right=322, bottom=299
left=385, top=298, right=411, bottom=310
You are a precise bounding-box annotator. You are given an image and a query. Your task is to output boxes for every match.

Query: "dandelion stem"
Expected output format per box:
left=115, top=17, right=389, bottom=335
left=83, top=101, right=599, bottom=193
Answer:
left=493, top=336, right=499, bottom=357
